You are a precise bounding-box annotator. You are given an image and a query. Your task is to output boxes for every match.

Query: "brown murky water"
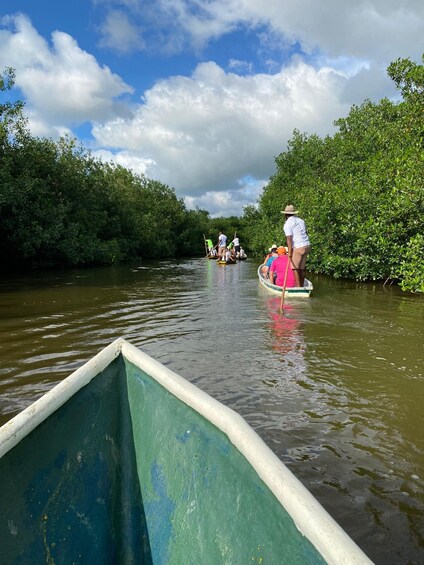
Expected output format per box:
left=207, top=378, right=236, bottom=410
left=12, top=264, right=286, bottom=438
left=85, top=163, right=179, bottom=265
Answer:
left=0, top=258, right=423, bottom=564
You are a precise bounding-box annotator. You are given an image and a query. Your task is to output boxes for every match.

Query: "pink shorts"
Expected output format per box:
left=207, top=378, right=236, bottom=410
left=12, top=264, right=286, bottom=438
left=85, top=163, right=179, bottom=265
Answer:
left=292, top=246, right=310, bottom=270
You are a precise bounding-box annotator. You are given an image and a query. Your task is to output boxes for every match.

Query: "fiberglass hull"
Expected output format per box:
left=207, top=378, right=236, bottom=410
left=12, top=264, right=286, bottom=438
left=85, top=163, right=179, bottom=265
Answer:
left=0, top=338, right=369, bottom=564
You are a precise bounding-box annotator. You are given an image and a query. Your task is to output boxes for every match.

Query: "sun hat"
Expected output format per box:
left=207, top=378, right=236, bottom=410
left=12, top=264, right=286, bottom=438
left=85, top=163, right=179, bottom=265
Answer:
left=277, top=246, right=287, bottom=255
left=281, top=204, right=298, bottom=215
left=268, top=244, right=278, bottom=252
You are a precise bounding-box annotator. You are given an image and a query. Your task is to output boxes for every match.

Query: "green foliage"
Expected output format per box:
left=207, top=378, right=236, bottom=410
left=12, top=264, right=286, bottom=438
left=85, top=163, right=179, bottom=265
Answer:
left=0, top=67, right=27, bottom=146
left=387, top=54, right=424, bottom=99
left=397, top=234, right=424, bottom=293
left=0, top=68, right=213, bottom=269
left=206, top=216, right=247, bottom=248
left=243, top=54, right=424, bottom=292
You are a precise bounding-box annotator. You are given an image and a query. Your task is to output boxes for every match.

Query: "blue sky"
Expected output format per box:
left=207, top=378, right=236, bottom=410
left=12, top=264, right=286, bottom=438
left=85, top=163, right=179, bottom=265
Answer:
left=1, top=1, right=423, bottom=216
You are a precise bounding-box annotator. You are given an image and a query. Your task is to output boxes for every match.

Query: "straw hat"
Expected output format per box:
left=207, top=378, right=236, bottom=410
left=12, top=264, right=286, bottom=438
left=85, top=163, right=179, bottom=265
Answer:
left=268, top=244, right=277, bottom=252
left=281, top=204, right=298, bottom=215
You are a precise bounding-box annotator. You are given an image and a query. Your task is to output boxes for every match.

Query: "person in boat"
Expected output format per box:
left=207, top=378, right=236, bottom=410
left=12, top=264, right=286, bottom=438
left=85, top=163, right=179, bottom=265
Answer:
left=262, top=246, right=278, bottom=278
left=269, top=246, right=297, bottom=287
left=263, top=244, right=277, bottom=263
left=224, top=248, right=236, bottom=263
left=230, top=234, right=240, bottom=258
left=217, top=231, right=227, bottom=260
left=281, top=205, right=310, bottom=287
left=205, top=238, right=217, bottom=257
left=238, top=246, right=247, bottom=259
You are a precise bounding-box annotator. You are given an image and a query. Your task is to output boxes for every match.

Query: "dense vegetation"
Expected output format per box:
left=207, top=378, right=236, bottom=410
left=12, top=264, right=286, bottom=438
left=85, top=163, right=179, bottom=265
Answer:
left=243, top=54, right=424, bottom=292
left=0, top=68, right=218, bottom=269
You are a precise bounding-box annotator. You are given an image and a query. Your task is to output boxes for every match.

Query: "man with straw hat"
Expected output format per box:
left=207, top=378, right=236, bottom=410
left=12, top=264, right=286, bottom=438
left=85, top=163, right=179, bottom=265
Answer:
left=281, top=205, right=310, bottom=287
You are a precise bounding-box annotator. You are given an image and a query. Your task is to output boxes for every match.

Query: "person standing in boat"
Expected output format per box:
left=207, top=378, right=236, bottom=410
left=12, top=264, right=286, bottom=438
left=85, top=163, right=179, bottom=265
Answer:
left=269, top=246, right=297, bottom=287
left=230, top=234, right=240, bottom=258
left=281, top=205, right=310, bottom=287
left=217, top=231, right=227, bottom=260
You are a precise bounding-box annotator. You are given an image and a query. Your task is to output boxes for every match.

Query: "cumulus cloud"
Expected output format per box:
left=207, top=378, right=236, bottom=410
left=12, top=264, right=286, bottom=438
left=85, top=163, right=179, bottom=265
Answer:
left=0, top=13, right=133, bottom=136
left=97, top=9, right=145, bottom=54
left=92, top=148, right=154, bottom=176
left=101, top=0, right=423, bottom=107
left=94, top=0, right=424, bottom=64
left=184, top=176, right=266, bottom=218
left=92, top=60, right=350, bottom=202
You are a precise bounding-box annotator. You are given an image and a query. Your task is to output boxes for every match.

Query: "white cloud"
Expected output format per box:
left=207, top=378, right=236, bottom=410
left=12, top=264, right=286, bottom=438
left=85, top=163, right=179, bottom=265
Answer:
left=92, top=59, right=349, bottom=212
left=92, top=148, right=154, bottom=176
left=228, top=59, right=254, bottom=74
left=97, top=9, right=145, bottom=54
left=189, top=1, right=423, bottom=63
left=0, top=14, right=133, bottom=135
left=185, top=176, right=265, bottom=217
left=94, top=0, right=424, bottom=65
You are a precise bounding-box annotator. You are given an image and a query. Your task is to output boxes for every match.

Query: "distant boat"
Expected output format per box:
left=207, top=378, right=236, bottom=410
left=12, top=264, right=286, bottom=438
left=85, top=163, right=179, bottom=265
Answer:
left=258, top=264, right=313, bottom=297
left=217, top=258, right=237, bottom=265
left=0, top=338, right=370, bottom=564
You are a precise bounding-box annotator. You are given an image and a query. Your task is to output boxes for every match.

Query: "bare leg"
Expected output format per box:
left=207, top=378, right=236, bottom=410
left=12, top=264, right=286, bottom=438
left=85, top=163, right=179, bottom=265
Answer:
left=293, top=269, right=301, bottom=287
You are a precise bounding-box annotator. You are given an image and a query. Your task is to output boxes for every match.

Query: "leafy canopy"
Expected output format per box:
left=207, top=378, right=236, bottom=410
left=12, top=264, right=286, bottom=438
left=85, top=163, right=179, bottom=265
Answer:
left=243, top=54, right=424, bottom=292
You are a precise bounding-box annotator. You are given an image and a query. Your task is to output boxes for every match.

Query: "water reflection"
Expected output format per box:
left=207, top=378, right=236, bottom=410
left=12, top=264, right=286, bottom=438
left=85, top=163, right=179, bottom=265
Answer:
left=266, top=299, right=303, bottom=355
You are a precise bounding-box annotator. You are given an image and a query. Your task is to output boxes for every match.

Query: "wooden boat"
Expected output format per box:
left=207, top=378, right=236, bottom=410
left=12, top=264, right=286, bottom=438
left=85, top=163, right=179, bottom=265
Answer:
left=217, top=258, right=236, bottom=265
left=258, top=264, right=313, bottom=297
left=0, top=339, right=370, bottom=564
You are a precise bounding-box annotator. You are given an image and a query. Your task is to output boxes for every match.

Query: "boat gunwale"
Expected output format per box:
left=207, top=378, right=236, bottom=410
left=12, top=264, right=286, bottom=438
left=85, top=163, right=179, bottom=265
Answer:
left=0, top=338, right=371, bottom=565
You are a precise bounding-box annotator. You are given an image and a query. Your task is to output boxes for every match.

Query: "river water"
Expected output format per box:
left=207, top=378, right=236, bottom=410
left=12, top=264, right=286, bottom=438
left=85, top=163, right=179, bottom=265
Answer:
left=0, top=258, right=423, bottom=564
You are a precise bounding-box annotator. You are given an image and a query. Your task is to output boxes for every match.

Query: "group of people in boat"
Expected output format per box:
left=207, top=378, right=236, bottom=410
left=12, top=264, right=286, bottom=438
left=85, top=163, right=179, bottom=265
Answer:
left=205, top=204, right=310, bottom=279
left=206, top=232, right=247, bottom=262
left=261, top=245, right=297, bottom=287
left=262, top=205, right=311, bottom=288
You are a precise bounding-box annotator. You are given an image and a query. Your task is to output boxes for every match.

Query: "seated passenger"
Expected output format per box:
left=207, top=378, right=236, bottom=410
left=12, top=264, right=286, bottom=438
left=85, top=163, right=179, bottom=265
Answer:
left=238, top=247, right=247, bottom=259
left=225, top=248, right=235, bottom=262
left=269, top=246, right=297, bottom=287
left=262, top=246, right=278, bottom=278
left=263, top=244, right=277, bottom=263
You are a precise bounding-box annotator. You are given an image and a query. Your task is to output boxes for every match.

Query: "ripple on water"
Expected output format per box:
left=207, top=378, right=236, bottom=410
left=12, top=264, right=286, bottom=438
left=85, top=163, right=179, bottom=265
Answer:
left=0, top=263, right=423, bottom=564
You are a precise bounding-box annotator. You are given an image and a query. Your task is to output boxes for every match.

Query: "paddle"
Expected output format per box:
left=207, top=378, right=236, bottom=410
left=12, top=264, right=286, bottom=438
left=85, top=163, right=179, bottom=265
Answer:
left=279, top=256, right=291, bottom=313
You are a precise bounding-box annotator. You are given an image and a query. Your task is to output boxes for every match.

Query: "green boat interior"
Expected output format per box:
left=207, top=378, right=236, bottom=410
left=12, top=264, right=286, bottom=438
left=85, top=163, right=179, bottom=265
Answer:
left=0, top=354, right=326, bottom=564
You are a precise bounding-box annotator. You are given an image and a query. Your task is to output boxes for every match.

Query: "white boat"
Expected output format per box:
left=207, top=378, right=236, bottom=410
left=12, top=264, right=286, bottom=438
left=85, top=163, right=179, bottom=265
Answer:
left=258, top=264, right=313, bottom=297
